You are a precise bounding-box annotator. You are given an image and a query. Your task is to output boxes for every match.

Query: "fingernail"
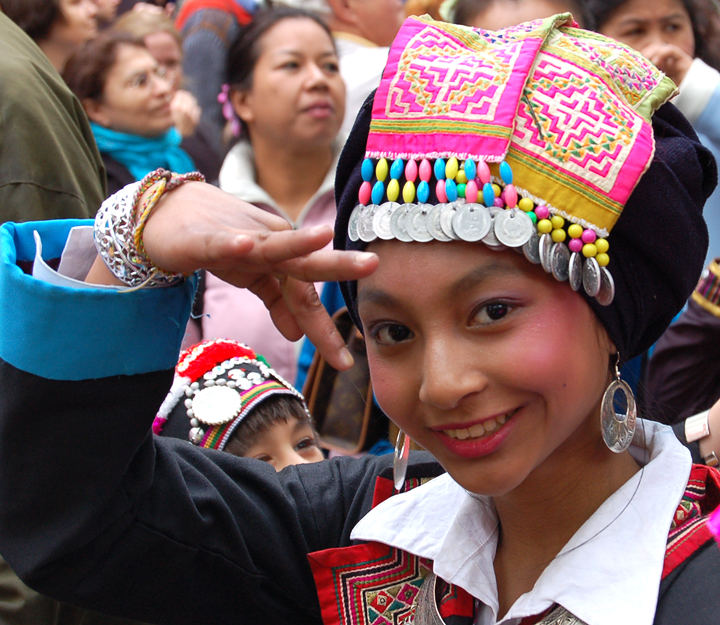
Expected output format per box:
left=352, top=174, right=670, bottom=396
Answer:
left=339, top=347, right=354, bottom=369
left=355, top=252, right=376, bottom=264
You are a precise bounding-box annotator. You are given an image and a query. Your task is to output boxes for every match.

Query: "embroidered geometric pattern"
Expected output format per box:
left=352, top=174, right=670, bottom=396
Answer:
left=663, top=464, right=720, bottom=578
left=365, top=13, right=675, bottom=236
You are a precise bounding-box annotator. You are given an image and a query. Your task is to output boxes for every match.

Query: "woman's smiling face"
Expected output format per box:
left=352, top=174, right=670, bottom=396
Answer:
left=357, top=240, right=615, bottom=496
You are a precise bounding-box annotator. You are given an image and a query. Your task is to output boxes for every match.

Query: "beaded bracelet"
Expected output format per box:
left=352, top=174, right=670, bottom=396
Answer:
left=94, top=168, right=205, bottom=288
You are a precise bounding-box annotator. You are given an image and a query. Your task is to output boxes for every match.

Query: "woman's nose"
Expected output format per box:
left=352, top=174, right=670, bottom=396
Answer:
left=418, top=338, right=489, bottom=410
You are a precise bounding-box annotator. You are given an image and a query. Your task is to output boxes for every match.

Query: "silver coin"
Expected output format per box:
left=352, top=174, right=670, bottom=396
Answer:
left=596, top=266, right=615, bottom=306
left=191, top=385, right=241, bottom=425
left=406, top=204, right=433, bottom=242
left=568, top=252, right=582, bottom=291
left=348, top=205, right=362, bottom=241
left=390, top=203, right=413, bottom=242
left=357, top=204, right=378, bottom=242
left=550, top=242, right=570, bottom=281
left=453, top=203, right=491, bottom=242
left=522, top=231, right=541, bottom=264
left=493, top=208, right=534, bottom=248
left=372, top=202, right=397, bottom=240
left=538, top=233, right=553, bottom=272
left=440, top=203, right=458, bottom=239
left=426, top=204, right=451, bottom=241
left=582, top=256, right=601, bottom=297
left=482, top=207, right=504, bottom=250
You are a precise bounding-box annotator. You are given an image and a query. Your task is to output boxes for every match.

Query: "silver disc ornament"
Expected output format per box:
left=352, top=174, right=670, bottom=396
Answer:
left=390, top=203, right=414, bottom=242
left=348, top=205, right=362, bottom=242
left=191, top=386, right=242, bottom=425
left=426, top=204, right=452, bottom=241
left=452, top=202, right=491, bottom=242
left=568, top=252, right=582, bottom=291
left=440, top=203, right=459, bottom=239
left=600, top=378, right=637, bottom=453
left=522, top=231, right=541, bottom=264
left=493, top=208, right=534, bottom=248
left=357, top=204, right=378, bottom=242
left=538, top=233, right=553, bottom=272
left=372, top=202, right=397, bottom=240
left=595, top=266, right=615, bottom=306
left=482, top=207, right=504, bottom=250
left=406, top=204, right=434, bottom=242
left=582, top=256, right=601, bottom=297
left=550, top=242, right=570, bottom=282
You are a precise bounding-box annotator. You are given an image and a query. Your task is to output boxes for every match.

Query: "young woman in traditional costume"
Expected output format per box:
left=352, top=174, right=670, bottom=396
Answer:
left=0, top=14, right=719, bottom=625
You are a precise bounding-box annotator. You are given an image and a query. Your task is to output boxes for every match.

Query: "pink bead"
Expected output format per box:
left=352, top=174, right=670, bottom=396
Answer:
left=436, top=179, right=447, bottom=203
left=503, top=183, right=517, bottom=208
left=535, top=205, right=550, bottom=220
left=358, top=180, right=372, bottom=205
left=419, top=159, right=432, bottom=182
left=465, top=180, right=479, bottom=203
left=405, top=159, right=418, bottom=182
left=581, top=229, right=597, bottom=243
left=494, top=197, right=505, bottom=208
left=477, top=159, right=491, bottom=184
left=568, top=238, right=583, bottom=253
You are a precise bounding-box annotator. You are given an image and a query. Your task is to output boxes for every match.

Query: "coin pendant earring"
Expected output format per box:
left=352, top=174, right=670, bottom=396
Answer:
left=393, top=429, right=411, bottom=491
left=600, top=354, right=637, bottom=453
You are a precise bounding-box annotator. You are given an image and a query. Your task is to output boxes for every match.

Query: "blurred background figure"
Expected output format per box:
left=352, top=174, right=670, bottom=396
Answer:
left=175, top=0, right=260, bottom=152
left=63, top=31, right=196, bottom=193
left=443, top=0, right=593, bottom=29
left=2, top=0, right=98, bottom=71
left=589, top=0, right=720, bottom=267
left=113, top=9, right=222, bottom=181
left=405, top=0, right=446, bottom=19
left=95, top=0, right=122, bottom=27
left=186, top=6, right=345, bottom=384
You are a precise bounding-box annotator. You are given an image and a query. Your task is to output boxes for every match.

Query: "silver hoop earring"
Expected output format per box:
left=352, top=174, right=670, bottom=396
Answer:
left=601, top=354, right=637, bottom=453
left=393, top=429, right=410, bottom=491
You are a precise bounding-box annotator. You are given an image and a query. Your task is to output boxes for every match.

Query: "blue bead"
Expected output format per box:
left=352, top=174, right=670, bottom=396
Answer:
left=499, top=161, right=513, bottom=184
left=446, top=178, right=458, bottom=202
left=464, top=159, right=477, bottom=181
left=417, top=180, right=430, bottom=203
left=483, top=182, right=495, bottom=207
left=390, top=158, right=404, bottom=180
left=361, top=158, right=374, bottom=182
left=371, top=180, right=385, bottom=205
left=434, top=158, right=446, bottom=180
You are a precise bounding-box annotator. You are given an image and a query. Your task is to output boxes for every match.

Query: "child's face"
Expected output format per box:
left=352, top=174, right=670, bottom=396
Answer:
left=357, top=240, right=614, bottom=497
left=228, top=417, right=324, bottom=471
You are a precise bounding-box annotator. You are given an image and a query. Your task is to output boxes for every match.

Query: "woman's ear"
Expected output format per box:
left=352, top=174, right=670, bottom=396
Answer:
left=83, top=98, right=109, bottom=127
left=230, top=88, right=253, bottom=125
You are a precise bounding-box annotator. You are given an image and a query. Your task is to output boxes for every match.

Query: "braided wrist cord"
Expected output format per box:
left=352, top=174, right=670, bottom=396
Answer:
left=94, top=168, right=205, bottom=288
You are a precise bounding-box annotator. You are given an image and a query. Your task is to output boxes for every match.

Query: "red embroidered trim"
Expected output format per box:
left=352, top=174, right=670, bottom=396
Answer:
left=175, top=0, right=252, bottom=30
left=662, top=464, right=720, bottom=578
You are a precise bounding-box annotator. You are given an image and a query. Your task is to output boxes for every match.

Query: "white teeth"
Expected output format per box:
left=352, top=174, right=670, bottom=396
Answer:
left=443, top=412, right=512, bottom=440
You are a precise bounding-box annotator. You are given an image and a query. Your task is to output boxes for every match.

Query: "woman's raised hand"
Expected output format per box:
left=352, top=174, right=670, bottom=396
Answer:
left=142, top=182, right=377, bottom=369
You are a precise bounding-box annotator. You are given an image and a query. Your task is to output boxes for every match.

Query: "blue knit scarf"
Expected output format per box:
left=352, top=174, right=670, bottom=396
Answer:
left=90, top=123, right=196, bottom=181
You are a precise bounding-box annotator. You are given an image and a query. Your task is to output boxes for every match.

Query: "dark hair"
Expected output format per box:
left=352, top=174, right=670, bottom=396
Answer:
left=587, top=0, right=720, bottom=70
left=451, top=0, right=595, bottom=29
left=62, top=30, right=145, bottom=102
left=2, top=0, right=59, bottom=41
left=226, top=6, right=334, bottom=89
left=227, top=395, right=317, bottom=456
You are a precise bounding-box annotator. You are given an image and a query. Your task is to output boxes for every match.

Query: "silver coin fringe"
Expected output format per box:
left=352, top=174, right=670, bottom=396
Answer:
left=348, top=200, right=615, bottom=306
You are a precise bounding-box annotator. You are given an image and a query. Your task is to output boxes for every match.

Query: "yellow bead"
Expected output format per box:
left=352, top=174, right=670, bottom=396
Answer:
left=568, top=224, right=583, bottom=239
left=445, top=157, right=459, bottom=180
left=551, top=228, right=566, bottom=243
left=492, top=183, right=501, bottom=197
left=387, top=178, right=400, bottom=202
left=376, top=158, right=389, bottom=182
left=596, top=253, right=610, bottom=267
left=518, top=197, right=534, bottom=212
left=595, top=238, right=609, bottom=253
left=456, top=170, right=468, bottom=184
left=402, top=180, right=416, bottom=203
left=537, top=219, right=552, bottom=234
left=550, top=215, right=565, bottom=229
left=582, top=243, right=597, bottom=258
